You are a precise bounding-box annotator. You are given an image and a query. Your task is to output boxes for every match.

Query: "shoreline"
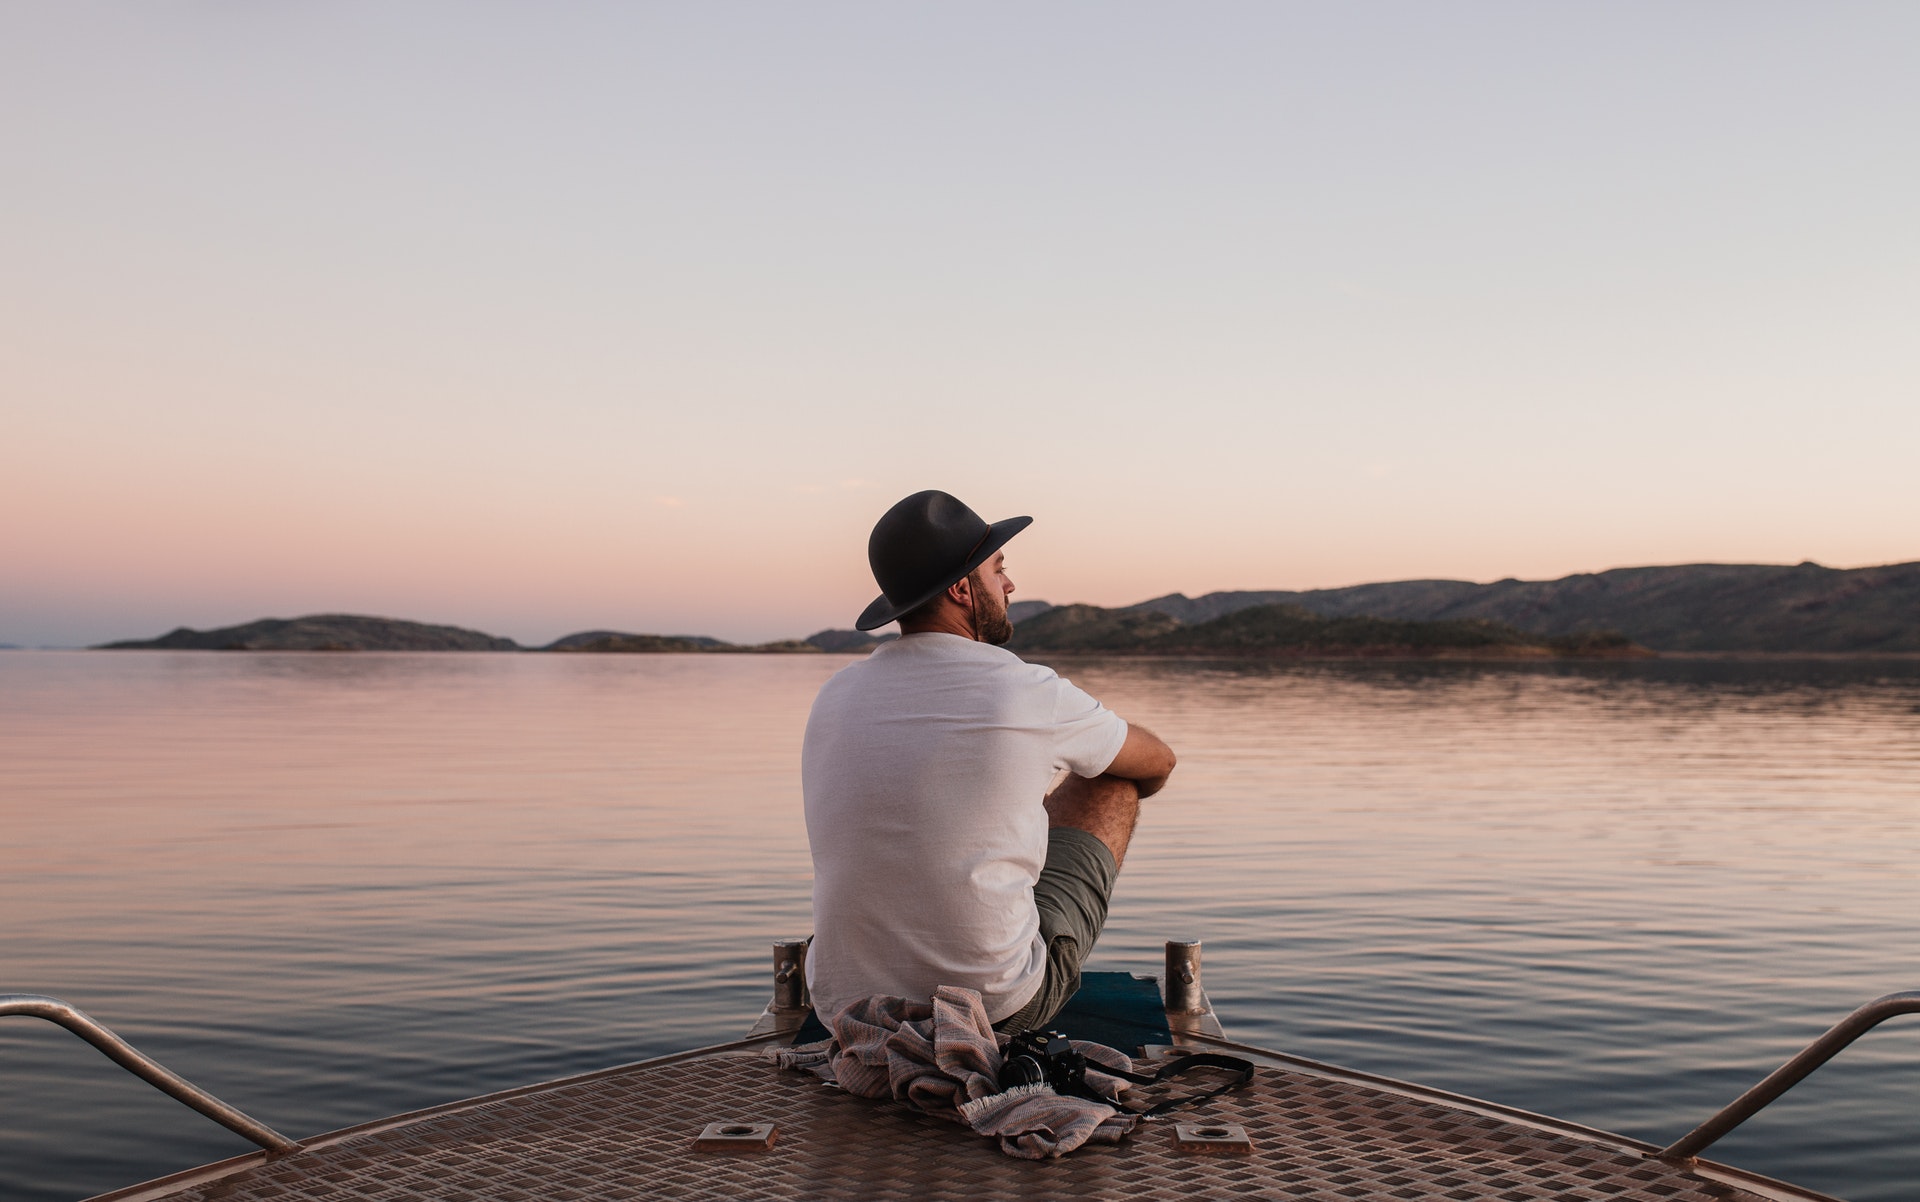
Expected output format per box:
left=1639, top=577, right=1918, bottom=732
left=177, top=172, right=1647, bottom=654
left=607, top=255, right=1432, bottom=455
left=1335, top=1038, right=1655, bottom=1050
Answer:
left=40, top=646, right=1920, bottom=661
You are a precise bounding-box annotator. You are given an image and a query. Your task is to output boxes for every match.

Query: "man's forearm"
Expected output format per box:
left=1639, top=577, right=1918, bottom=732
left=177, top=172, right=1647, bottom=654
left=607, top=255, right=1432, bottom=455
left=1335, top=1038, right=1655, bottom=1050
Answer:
left=1117, top=771, right=1170, bottom=800
left=1071, top=769, right=1168, bottom=798
left=1103, top=723, right=1177, bottom=794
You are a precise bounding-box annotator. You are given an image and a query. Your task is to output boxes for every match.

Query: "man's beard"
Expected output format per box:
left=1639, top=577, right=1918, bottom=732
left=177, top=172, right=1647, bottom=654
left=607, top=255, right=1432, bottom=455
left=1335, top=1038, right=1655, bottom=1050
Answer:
left=970, top=579, right=1014, bottom=645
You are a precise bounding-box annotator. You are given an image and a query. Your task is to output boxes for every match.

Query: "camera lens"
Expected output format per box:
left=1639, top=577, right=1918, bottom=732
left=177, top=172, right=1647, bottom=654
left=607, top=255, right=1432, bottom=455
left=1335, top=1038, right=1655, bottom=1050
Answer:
left=998, top=1054, right=1046, bottom=1090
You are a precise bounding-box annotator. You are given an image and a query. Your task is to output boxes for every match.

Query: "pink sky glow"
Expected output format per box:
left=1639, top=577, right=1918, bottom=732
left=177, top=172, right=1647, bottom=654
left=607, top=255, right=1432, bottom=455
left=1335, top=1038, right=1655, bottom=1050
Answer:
left=5, top=4, right=1916, bottom=647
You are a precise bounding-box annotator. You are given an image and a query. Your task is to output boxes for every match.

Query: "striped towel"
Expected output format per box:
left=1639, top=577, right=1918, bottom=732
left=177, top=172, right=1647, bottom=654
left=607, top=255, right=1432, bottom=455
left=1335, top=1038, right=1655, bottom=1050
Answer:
left=770, top=985, right=1138, bottom=1159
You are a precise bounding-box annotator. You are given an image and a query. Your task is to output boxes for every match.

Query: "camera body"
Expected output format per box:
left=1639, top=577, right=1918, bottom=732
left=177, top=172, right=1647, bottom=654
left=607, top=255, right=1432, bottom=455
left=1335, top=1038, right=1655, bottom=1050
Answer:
left=997, top=1029, right=1088, bottom=1095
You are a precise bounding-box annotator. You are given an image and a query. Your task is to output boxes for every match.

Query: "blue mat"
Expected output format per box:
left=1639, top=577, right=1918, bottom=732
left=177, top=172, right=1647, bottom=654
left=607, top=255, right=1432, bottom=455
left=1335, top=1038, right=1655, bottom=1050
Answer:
left=788, top=972, right=1170, bottom=1052
left=1050, top=971, right=1172, bottom=1052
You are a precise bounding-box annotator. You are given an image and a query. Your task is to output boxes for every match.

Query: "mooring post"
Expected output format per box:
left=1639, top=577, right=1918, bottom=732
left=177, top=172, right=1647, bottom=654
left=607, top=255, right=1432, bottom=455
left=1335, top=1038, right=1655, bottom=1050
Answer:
left=1165, top=940, right=1205, bottom=1014
left=772, top=939, right=809, bottom=1012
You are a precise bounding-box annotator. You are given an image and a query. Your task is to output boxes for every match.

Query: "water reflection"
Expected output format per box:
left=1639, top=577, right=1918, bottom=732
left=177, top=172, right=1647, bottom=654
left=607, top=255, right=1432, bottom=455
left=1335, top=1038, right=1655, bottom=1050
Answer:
left=2, top=651, right=1917, bottom=1201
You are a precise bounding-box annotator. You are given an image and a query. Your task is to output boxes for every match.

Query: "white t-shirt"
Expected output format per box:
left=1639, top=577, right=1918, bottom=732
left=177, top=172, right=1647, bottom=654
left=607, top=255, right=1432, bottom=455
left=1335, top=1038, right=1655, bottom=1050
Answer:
left=802, top=632, right=1129, bottom=1022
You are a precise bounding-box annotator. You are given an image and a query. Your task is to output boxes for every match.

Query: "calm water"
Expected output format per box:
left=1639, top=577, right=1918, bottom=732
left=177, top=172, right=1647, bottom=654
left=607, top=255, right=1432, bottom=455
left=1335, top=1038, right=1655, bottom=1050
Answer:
left=3, top=650, right=1919, bottom=1201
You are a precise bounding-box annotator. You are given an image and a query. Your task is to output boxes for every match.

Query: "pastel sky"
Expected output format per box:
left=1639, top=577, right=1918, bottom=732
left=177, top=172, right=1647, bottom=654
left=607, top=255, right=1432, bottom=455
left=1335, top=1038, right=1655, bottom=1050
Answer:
left=5, top=3, right=1916, bottom=647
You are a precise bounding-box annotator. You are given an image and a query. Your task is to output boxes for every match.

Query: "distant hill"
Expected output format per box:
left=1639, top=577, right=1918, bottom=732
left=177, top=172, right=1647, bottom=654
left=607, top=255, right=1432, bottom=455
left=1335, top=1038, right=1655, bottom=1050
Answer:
left=1007, top=602, right=1645, bottom=659
left=1007, top=599, right=1055, bottom=623
left=1004, top=604, right=1183, bottom=652
left=85, top=560, right=1920, bottom=656
left=1129, top=583, right=1475, bottom=625
left=546, top=630, right=818, bottom=654
left=547, top=633, right=720, bottom=653
left=1124, top=561, right=1920, bottom=653
left=805, top=629, right=891, bottom=653
left=98, top=614, right=518, bottom=652
left=544, top=630, right=728, bottom=651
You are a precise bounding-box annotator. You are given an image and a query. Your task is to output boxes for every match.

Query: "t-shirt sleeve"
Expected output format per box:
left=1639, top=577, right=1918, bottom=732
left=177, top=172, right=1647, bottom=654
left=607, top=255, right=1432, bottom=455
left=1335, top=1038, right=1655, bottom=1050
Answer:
left=1045, top=671, right=1131, bottom=778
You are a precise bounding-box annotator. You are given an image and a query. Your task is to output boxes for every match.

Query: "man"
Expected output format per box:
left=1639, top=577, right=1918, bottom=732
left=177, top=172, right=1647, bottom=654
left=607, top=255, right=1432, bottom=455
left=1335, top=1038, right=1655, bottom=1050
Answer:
left=803, top=489, right=1176, bottom=1035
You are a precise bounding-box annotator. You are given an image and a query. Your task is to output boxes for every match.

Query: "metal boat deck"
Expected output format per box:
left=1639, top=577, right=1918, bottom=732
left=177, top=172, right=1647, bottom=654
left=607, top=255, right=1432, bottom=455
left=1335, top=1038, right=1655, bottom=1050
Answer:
left=85, top=1031, right=1833, bottom=1202
left=16, top=940, right=1902, bottom=1202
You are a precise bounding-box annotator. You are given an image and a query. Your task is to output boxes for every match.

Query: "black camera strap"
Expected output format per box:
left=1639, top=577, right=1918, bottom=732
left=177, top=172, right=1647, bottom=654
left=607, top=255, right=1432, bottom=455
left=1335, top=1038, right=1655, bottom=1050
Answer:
left=1085, top=1052, right=1256, bottom=1119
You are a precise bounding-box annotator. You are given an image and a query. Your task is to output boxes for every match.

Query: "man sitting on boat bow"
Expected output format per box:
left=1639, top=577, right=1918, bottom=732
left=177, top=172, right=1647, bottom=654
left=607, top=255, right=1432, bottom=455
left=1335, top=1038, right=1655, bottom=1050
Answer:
left=802, top=490, right=1177, bottom=1035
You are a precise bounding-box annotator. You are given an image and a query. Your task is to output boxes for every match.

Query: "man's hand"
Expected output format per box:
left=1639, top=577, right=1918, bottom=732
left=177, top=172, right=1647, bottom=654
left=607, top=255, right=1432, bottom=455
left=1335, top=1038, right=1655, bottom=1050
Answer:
left=1102, top=723, right=1177, bottom=798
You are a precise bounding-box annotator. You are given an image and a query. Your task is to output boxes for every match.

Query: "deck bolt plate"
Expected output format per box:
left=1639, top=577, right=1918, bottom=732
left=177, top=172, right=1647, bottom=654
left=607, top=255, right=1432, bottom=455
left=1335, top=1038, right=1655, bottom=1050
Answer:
left=693, top=1121, right=777, bottom=1151
left=1172, top=1122, right=1253, bottom=1154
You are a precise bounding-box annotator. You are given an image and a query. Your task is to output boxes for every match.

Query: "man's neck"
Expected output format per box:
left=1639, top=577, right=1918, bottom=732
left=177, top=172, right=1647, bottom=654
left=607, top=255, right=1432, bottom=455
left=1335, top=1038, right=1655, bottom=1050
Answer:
left=898, top=608, right=978, bottom=641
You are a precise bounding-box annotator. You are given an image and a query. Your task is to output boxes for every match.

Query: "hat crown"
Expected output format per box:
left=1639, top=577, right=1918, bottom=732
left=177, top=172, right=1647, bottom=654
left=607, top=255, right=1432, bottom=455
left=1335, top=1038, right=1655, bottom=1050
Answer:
left=868, top=490, right=988, bottom=606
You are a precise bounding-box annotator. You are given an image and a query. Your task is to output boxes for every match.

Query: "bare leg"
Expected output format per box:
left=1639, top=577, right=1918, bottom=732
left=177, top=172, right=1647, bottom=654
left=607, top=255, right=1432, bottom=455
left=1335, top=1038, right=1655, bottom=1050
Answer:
left=1044, top=773, right=1141, bottom=869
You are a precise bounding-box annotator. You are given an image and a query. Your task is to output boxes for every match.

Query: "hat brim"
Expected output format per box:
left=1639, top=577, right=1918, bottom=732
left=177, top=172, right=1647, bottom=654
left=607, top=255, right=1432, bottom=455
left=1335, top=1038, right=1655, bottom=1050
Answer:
left=855, top=515, right=1032, bottom=631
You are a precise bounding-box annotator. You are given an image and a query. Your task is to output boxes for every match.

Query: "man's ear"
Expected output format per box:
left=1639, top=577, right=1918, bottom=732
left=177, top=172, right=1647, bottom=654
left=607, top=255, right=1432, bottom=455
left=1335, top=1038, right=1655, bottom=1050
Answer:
left=947, top=573, right=974, bottom=608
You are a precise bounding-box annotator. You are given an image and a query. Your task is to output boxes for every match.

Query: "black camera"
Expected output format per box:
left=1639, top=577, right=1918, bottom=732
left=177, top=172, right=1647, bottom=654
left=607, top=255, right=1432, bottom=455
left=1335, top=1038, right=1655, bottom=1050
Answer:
left=997, top=1029, right=1088, bottom=1095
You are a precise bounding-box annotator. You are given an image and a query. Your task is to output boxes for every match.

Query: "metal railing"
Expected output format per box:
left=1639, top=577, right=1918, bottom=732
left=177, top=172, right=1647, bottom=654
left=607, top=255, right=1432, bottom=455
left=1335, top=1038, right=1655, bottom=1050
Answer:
left=1659, top=989, right=1920, bottom=1164
left=0, top=993, right=300, bottom=1155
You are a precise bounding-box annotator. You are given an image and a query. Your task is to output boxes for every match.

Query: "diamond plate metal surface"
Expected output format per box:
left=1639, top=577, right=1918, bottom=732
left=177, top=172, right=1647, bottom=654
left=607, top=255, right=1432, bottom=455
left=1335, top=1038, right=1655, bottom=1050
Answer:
left=105, top=1051, right=1799, bottom=1202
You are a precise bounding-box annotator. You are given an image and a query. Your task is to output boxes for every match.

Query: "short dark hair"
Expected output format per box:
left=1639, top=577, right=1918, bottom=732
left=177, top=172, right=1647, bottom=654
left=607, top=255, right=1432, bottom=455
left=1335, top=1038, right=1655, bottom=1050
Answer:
left=896, top=591, right=948, bottom=628
left=896, top=567, right=983, bottom=629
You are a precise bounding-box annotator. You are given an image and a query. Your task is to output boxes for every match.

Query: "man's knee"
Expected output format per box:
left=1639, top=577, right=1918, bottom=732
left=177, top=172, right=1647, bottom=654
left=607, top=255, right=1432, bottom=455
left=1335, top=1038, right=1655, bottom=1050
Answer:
left=1044, top=774, right=1140, bottom=867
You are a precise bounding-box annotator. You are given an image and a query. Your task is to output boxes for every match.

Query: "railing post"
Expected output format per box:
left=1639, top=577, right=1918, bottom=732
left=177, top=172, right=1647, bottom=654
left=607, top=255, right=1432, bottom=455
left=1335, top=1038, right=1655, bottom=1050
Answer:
left=0, top=994, right=299, bottom=1155
left=1658, top=990, right=1920, bottom=1164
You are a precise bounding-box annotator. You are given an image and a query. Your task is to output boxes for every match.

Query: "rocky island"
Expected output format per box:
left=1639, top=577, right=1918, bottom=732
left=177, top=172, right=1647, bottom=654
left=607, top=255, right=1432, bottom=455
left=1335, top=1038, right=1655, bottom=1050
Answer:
left=97, top=614, right=519, bottom=652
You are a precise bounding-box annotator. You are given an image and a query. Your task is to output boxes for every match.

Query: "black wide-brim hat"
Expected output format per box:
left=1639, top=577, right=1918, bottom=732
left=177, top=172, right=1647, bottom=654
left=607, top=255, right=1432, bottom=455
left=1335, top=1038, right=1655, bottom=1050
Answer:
left=856, top=490, right=1032, bottom=631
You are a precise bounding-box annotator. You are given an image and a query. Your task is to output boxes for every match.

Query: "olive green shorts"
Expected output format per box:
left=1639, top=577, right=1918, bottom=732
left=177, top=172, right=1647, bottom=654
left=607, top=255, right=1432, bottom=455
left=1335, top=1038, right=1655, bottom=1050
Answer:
left=992, top=826, right=1119, bottom=1036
